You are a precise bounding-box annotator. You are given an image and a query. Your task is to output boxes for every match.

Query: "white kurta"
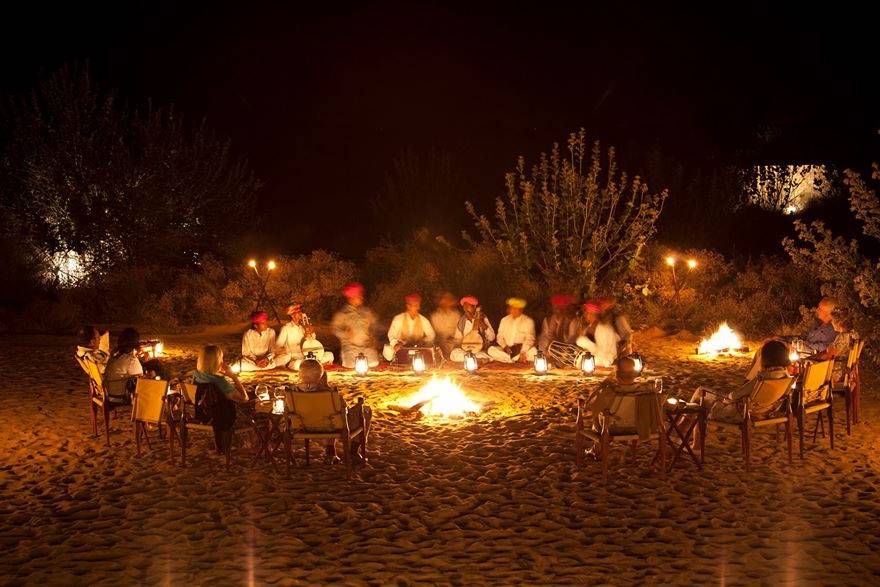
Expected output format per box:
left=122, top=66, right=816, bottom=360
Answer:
left=383, top=312, right=436, bottom=361
left=488, top=314, right=538, bottom=363
left=274, top=321, right=333, bottom=368
left=449, top=316, right=496, bottom=362
left=239, top=328, right=278, bottom=372
left=576, top=321, right=620, bottom=367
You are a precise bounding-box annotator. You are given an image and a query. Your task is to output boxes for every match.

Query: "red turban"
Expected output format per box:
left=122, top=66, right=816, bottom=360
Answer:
left=459, top=295, right=479, bottom=307
left=342, top=282, right=364, bottom=298
left=250, top=311, right=269, bottom=324
left=404, top=293, right=422, bottom=303
left=550, top=294, right=575, bottom=307
left=583, top=301, right=601, bottom=314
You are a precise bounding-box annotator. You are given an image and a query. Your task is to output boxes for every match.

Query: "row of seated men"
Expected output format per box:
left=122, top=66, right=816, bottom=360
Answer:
left=237, top=282, right=636, bottom=372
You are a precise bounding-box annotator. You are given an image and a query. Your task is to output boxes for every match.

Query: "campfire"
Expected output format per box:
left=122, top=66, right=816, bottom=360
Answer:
left=697, top=322, right=748, bottom=355
left=395, top=376, right=481, bottom=417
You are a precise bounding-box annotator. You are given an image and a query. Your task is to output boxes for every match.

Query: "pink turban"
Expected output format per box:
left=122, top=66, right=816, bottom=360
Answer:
left=583, top=301, right=601, bottom=314
left=459, top=295, right=479, bottom=307
left=550, top=294, right=575, bottom=307
left=404, top=293, right=422, bottom=303
left=250, top=311, right=269, bottom=324
left=342, top=282, right=364, bottom=298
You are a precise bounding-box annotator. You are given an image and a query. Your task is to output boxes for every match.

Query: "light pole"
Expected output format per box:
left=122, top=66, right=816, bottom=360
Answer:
left=666, top=255, right=698, bottom=332
left=248, top=258, right=283, bottom=327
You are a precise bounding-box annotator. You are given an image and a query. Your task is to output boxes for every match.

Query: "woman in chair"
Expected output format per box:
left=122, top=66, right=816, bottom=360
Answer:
left=192, top=345, right=250, bottom=453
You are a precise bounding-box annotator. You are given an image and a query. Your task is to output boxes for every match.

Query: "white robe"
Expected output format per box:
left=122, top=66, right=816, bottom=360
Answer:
left=383, top=312, right=436, bottom=361
left=488, top=314, right=538, bottom=363
left=274, top=321, right=334, bottom=369
left=576, top=322, right=620, bottom=367
left=449, top=315, right=496, bottom=362
left=239, top=328, right=278, bottom=372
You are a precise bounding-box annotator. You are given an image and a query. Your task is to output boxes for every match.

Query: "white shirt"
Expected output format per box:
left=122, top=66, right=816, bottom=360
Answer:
left=242, top=328, right=276, bottom=361
left=387, top=312, right=436, bottom=346
left=105, top=352, right=143, bottom=396
left=430, top=308, right=462, bottom=341
left=454, top=316, right=496, bottom=344
left=276, top=321, right=305, bottom=354
left=496, top=314, right=536, bottom=353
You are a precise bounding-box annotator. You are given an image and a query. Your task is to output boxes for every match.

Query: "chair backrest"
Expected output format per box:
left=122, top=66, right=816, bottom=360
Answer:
left=847, top=340, right=864, bottom=369
left=181, top=382, right=198, bottom=405
left=76, top=355, right=106, bottom=400
left=605, top=380, right=663, bottom=433
left=285, top=389, right=346, bottom=432
left=749, top=376, right=794, bottom=413
left=194, top=383, right=236, bottom=429
left=133, top=378, right=168, bottom=424
left=801, top=360, right=832, bottom=404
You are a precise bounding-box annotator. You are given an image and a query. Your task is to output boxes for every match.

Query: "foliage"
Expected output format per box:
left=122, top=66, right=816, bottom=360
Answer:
left=466, top=128, right=667, bottom=293
left=739, top=164, right=830, bottom=214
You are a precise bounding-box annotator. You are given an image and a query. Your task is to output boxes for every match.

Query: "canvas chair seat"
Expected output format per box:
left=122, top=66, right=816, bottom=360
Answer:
left=132, top=378, right=170, bottom=458
left=795, top=359, right=835, bottom=458
left=76, top=354, right=120, bottom=446
left=175, top=382, right=249, bottom=468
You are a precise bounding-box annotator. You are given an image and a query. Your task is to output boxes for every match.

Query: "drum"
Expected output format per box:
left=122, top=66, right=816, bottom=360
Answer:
left=394, top=346, right=443, bottom=368
left=546, top=341, right=583, bottom=368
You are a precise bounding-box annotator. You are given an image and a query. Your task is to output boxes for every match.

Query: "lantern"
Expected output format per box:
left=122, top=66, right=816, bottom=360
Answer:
left=272, top=398, right=285, bottom=415
left=355, top=353, right=370, bottom=376
left=579, top=352, right=596, bottom=375
left=153, top=341, right=164, bottom=356
left=231, top=361, right=242, bottom=374
left=463, top=351, right=479, bottom=373
left=533, top=350, right=548, bottom=374
left=789, top=349, right=800, bottom=363
left=665, top=256, right=676, bottom=266
left=412, top=352, right=426, bottom=374
left=630, top=353, right=645, bottom=374
left=248, top=259, right=257, bottom=268
left=687, top=259, right=698, bottom=270
left=267, top=260, right=277, bottom=271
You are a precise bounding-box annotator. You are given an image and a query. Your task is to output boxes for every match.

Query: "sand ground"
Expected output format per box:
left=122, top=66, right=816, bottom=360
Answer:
left=1, top=332, right=879, bottom=585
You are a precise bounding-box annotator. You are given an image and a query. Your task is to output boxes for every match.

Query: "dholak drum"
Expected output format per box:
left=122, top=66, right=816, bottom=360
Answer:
left=546, top=341, right=583, bottom=368
left=394, top=346, right=443, bottom=368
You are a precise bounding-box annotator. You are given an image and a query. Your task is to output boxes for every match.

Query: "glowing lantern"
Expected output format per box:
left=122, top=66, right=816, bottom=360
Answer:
left=687, top=259, right=698, bottom=270
left=412, top=353, right=426, bottom=374
left=153, top=341, right=164, bottom=356
left=665, top=256, right=676, bottom=266
left=231, top=362, right=241, bottom=374
left=630, top=353, right=645, bottom=374
left=789, top=349, right=800, bottom=363
left=579, top=352, right=596, bottom=375
left=272, top=398, right=285, bottom=415
left=533, top=350, right=548, bottom=374
left=463, top=351, right=479, bottom=373
left=248, top=259, right=257, bottom=268
left=355, top=353, right=370, bottom=376
left=267, top=260, right=277, bottom=271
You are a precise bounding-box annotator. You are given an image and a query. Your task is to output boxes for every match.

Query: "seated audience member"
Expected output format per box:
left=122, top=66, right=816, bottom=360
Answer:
left=332, top=282, right=381, bottom=368
left=275, top=302, right=334, bottom=370
left=814, top=310, right=859, bottom=385
left=76, top=325, right=110, bottom=373
left=104, top=327, right=169, bottom=402
left=383, top=293, right=436, bottom=362
left=488, top=297, right=537, bottom=363
left=576, top=300, right=620, bottom=367
left=690, top=339, right=791, bottom=422
left=239, top=311, right=278, bottom=372
left=538, top=294, right=578, bottom=352
left=192, top=344, right=249, bottom=453
left=292, top=358, right=372, bottom=464
left=801, top=297, right=838, bottom=353
left=430, top=292, right=462, bottom=358
left=449, top=295, right=495, bottom=362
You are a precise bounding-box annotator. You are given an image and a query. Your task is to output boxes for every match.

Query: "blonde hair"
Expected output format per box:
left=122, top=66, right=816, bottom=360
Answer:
left=197, top=345, right=224, bottom=374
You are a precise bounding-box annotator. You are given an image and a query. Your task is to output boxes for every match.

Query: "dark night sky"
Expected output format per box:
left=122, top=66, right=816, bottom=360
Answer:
left=2, top=2, right=878, bottom=257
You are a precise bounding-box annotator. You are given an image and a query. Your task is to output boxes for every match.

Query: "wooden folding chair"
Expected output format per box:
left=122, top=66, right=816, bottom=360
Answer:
left=575, top=380, right=666, bottom=484
left=177, top=382, right=248, bottom=468
left=75, top=355, right=126, bottom=447
left=796, top=360, right=834, bottom=458
left=284, top=389, right=367, bottom=480
left=832, top=340, right=865, bottom=435
left=132, top=378, right=170, bottom=458
left=709, top=376, right=795, bottom=472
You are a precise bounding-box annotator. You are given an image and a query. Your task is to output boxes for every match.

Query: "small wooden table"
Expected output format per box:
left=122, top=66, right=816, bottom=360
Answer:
left=251, top=398, right=286, bottom=469
left=662, top=399, right=706, bottom=471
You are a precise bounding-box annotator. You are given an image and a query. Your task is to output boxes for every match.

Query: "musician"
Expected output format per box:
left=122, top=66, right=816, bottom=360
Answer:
left=275, top=302, right=334, bottom=370
left=597, top=295, right=634, bottom=356
left=238, top=311, right=278, bottom=372
left=488, top=297, right=537, bottom=363
left=576, top=300, right=620, bottom=367
left=538, top=294, right=579, bottom=352
left=449, top=295, right=495, bottom=362
left=430, top=291, right=462, bottom=357
left=332, top=282, right=381, bottom=368
left=382, top=293, right=436, bottom=362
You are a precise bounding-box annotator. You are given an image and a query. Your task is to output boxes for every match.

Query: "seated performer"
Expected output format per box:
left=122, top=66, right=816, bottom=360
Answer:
left=293, top=358, right=372, bottom=464
left=332, top=282, right=380, bottom=368
left=430, top=291, right=462, bottom=357
left=275, top=302, right=334, bottom=370
left=801, top=297, right=838, bottom=353
left=449, top=295, right=495, bottom=362
left=488, top=297, right=538, bottom=363
left=76, top=325, right=110, bottom=373
left=239, top=311, right=278, bottom=372
left=538, top=294, right=578, bottom=352
left=597, top=295, right=634, bottom=356
left=576, top=300, right=621, bottom=367
left=105, top=327, right=169, bottom=401
left=382, top=293, right=436, bottom=362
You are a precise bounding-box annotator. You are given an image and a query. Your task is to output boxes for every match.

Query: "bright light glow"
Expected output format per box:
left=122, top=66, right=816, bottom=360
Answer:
left=631, top=355, right=644, bottom=373
left=51, top=250, right=90, bottom=287
left=667, top=397, right=680, bottom=405
left=355, top=354, right=370, bottom=376
left=789, top=350, right=800, bottom=363
left=248, top=259, right=257, bottom=268
left=579, top=352, right=596, bottom=374
left=153, top=342, right=164, bottom=356
left=412, top=353, right=426, bottom=374
left=665, top=256, right=676, bottom=266
left=400, top=376, right=480, bottom=417
left=463, top=351, right=479, bottom=373
left=534, top=351, right=548, bottom=374
left=231, top=363, right=241, bottom=374
left=267, top=260, right=277, bottom=271
left=687, top=259, right=698, bottom=269
left=272, top=398, right=285, bottom=415
left=698, top=322, right=743, bottom=355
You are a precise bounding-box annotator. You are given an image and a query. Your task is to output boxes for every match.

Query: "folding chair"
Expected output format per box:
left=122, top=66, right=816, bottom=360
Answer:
left=132, top=378, right=170, bottom=458
left=796, top=360, right=834, bottom=458
left=832, top=340, right=865, bottom=435
left=178, top=382, right=249, bottom=468
left=284, top=389, right=367, bottom=480
left=75, top=355, right=127, bottom=447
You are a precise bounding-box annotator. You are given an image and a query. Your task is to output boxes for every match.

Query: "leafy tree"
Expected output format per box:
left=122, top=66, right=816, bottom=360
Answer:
left=740, top=164, right=830, bottom=214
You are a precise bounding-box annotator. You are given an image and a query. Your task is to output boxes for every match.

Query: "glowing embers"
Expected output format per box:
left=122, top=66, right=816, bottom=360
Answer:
left=399, top=376, right=481, bottom=418
left=697, top=322, right=747, bottom=355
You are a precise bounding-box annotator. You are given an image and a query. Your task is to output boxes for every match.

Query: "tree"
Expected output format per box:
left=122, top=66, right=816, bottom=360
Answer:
left=0, top=64, right=259, bottom=286
left=740, top=164, right=830, bottom=214
left=465, top=128, right=667, bottom=293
